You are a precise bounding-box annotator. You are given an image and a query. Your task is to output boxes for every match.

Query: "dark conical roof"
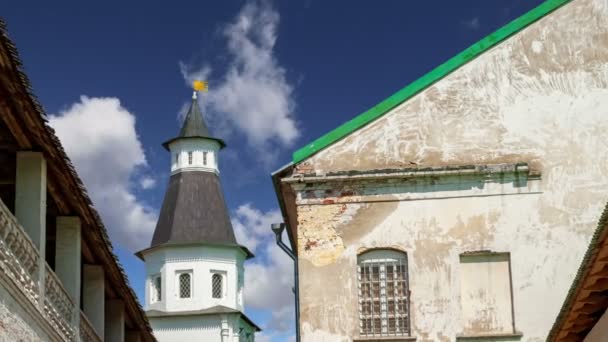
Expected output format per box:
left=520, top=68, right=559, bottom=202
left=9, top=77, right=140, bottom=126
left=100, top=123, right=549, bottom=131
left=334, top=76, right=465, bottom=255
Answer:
left=144, top=172, right=251, bottom=258
left=162, top=94, right=225, bottom=150
left=151, top=171, right=234, bottom=245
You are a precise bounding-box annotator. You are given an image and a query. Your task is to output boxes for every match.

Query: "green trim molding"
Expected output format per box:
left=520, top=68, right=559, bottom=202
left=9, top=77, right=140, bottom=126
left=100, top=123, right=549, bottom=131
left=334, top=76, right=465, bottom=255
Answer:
left=292, top=0, right=572, bottom=164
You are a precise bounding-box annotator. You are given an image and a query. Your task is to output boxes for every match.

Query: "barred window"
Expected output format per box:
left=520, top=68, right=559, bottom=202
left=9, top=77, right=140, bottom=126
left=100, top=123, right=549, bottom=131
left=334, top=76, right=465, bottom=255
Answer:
left=358, top=250, right=410, bottom=337
left=179, top=273, right=191, bottom=298
left=188, top=151, right=193, bottom=165
left=203, top=151, right=208, bottom=165
left=174, top=153, right=179, bottom=165
left=212, top=273, right=223, bottom=299
left=151, top=275, right=161, bottom=303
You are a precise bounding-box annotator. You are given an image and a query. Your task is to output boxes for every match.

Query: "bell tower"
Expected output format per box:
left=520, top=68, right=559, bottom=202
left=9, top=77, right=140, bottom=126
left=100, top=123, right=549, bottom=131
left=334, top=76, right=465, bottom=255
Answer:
left=136, top=81, right=260, bottom=342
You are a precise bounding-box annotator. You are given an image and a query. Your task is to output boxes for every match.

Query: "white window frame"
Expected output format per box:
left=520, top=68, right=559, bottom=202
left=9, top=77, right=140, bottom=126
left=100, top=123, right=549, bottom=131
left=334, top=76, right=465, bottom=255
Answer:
left=188, top=151, right=193, bottom=165
left=150, top=274, right=161, bottom=304
left=357, top=249, right=410, bottom=338
left=203, top=151, right=208, bottom=165
left=175, top=270, right=193, bottom=299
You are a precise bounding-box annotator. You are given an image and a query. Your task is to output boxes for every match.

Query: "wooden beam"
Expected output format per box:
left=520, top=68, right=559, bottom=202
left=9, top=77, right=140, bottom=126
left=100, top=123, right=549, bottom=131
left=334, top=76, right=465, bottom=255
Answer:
left=574, top=300, right=608, bottom=315
left=584, top=277, right=608, bottom=291
left=0, top=98, right=31, bottom=148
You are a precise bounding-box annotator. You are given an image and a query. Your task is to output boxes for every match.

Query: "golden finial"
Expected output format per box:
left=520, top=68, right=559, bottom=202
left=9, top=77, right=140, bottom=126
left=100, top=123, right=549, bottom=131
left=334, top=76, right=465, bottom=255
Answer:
left=193, top=80, right=208, bottom=92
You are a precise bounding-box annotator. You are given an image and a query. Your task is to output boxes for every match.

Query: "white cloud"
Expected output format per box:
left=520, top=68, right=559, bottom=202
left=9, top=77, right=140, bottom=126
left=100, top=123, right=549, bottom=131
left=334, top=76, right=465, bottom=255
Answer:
left=232, top=203, right=282, bottom=253
left=232, top=204, right=295, bottom=333
left=49, top=96, right=156, bottom=251
left=464, top=17, right=480, bottom=30
left=139, top=176, right=157, bottom=190
left=180, top=0, right=299, bottom=159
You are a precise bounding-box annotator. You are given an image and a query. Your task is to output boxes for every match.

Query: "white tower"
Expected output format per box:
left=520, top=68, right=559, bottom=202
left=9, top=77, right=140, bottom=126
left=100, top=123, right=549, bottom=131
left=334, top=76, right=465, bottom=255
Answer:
left=136, top=83, right=259, bottom=342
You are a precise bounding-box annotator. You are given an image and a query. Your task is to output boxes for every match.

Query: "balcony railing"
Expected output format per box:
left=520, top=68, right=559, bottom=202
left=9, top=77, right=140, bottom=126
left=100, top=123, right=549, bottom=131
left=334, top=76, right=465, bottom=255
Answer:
left=0, top=198, right=40, bottom=307
left=80, top=310, right=102, bottom=342
left=44, top=263, right=76, bottom=340
left=0, top=198, right=102, bottom=341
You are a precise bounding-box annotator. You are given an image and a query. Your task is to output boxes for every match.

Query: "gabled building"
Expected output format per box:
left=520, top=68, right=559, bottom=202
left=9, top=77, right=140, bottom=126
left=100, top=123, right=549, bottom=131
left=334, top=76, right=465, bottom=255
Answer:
left=272, top=0, right=608, bottom=341
left=0, top=18, right=155, bottom=342
left=136, top=88, right=260, bottom=341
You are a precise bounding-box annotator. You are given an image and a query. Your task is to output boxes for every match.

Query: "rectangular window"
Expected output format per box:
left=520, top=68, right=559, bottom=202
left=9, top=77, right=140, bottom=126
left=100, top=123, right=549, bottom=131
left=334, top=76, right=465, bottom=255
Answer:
left=178, top=272, right=192, bottom=298
left=459, top=253, right=514, bottom=336
left=174, top=153, right=178, bottom=165
left=150, top=275, right=161, bottom=303
left=358, top=250, right=410, bottom=337
left=188, top=151, right=193, bottom=165
left=203, top=151, right=208, bottom=165
left=212, top=273, right=223, bottom=299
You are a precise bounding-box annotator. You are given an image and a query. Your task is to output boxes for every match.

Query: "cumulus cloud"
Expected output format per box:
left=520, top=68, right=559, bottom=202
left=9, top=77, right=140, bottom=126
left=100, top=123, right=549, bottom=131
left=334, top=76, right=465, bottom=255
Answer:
left=139, top=176, right=157, bottom=190
left=231, top=204, right=295, bottom=333
left=232, top=203, right=282, bottom=253
left=49, top=96, right=156, bottom=251
left=180, top=0, right=299, bottom=159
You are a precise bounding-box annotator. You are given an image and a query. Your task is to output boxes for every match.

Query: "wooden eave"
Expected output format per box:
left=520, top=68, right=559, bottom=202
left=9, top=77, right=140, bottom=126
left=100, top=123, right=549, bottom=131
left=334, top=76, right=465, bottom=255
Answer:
left=548, top=203, right=608, bottom=341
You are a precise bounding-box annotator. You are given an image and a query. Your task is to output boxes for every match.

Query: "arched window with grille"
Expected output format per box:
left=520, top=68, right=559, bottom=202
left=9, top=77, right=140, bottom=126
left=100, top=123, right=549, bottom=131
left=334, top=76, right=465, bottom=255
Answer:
left=212, top=273, right=223, bottom=299
left=358, top=249, right=410, bottom=337
left=179, top=272, right=191, bottom=298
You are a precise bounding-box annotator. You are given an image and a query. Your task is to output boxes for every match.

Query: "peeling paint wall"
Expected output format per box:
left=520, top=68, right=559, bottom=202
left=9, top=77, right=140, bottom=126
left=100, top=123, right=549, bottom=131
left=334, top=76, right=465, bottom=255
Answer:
left=288, top=0, right=608, bottom=341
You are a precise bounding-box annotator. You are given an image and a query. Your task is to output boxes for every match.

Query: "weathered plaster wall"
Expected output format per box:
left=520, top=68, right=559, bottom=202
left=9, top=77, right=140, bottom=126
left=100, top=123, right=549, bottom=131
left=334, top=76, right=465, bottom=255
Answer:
left=290, top=0, right=608, bottom=341
left=0, top=278, right=50, bottom=341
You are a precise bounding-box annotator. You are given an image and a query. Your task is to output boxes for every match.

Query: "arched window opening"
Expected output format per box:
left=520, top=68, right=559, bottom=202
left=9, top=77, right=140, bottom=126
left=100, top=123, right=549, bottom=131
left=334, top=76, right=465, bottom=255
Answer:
left=212, top=273, right=223, bottom=299
left=358, top=249, right=410, bottom=337
left=188, top=151, right=193, bottom=165
left=179, top=273, right=191, bottom=298
left=203, top=151, right=208, bottom=165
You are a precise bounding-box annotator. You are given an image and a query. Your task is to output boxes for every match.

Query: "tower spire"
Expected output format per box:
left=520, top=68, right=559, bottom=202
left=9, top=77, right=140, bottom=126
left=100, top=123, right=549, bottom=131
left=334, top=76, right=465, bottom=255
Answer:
left=162, top=80, right=225, bottom=150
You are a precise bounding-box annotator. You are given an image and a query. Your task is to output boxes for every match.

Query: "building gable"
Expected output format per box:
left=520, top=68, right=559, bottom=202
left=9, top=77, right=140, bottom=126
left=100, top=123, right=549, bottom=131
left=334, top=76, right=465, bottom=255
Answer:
left=292, top=0, right=607, bottom=172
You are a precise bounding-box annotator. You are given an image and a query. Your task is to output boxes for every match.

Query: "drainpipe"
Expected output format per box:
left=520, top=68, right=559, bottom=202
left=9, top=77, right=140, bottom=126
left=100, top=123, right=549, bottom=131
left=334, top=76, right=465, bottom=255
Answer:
left=271, top=223, right=300, bottom=342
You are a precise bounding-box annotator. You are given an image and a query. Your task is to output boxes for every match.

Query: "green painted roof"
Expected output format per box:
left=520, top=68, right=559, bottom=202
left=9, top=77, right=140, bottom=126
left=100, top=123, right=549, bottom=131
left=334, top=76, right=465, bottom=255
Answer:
left=292, top=0, right=572, bottom=164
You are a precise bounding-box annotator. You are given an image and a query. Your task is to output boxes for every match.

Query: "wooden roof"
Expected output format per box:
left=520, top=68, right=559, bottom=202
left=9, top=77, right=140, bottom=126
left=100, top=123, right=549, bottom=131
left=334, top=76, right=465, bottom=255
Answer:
left=0, top=17, right=155, bottom=341
left=548, top=203, right=608, bottom=341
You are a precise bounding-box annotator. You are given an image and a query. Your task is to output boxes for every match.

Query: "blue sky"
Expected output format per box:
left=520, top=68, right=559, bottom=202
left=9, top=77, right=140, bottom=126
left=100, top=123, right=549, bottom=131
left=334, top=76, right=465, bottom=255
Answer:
left=3, top=0, right=545, bottom=340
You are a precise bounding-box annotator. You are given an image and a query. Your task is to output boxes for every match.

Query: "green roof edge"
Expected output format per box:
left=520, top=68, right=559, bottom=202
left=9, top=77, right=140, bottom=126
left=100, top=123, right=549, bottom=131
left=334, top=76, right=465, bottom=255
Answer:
left=292, top=0, right=572, bottom=164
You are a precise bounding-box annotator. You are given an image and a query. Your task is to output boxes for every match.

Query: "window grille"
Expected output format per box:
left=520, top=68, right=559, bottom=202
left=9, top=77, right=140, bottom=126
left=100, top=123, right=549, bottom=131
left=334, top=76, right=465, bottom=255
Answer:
left=174, top=153, right=178, bottom=165
left=179, top=273, right=191, bottom=298
left=203, top=151, right=208, bottom=165
left=357, top=250, right=410, bottom=337
left=212, top=273, right=223, bottom=299
left=188, top=151, right=193, bottom=165
left=151, top=275, right=161, bottom=303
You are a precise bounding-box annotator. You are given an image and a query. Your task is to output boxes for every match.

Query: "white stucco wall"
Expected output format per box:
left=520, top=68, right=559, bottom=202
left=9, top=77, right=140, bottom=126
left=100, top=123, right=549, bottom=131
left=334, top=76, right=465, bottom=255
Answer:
left=287, top=0, right=608, bottom=341
left=150, top=315, right=222, bottom=342
left=168, top=138, right=221, bottom=174
left=143, top=245, right=246, bottom=312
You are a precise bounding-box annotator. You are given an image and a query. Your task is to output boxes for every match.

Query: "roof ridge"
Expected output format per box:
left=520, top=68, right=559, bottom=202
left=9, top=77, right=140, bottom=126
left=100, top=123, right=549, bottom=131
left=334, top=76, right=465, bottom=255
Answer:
left=292, top=0, right=573, bottom=164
